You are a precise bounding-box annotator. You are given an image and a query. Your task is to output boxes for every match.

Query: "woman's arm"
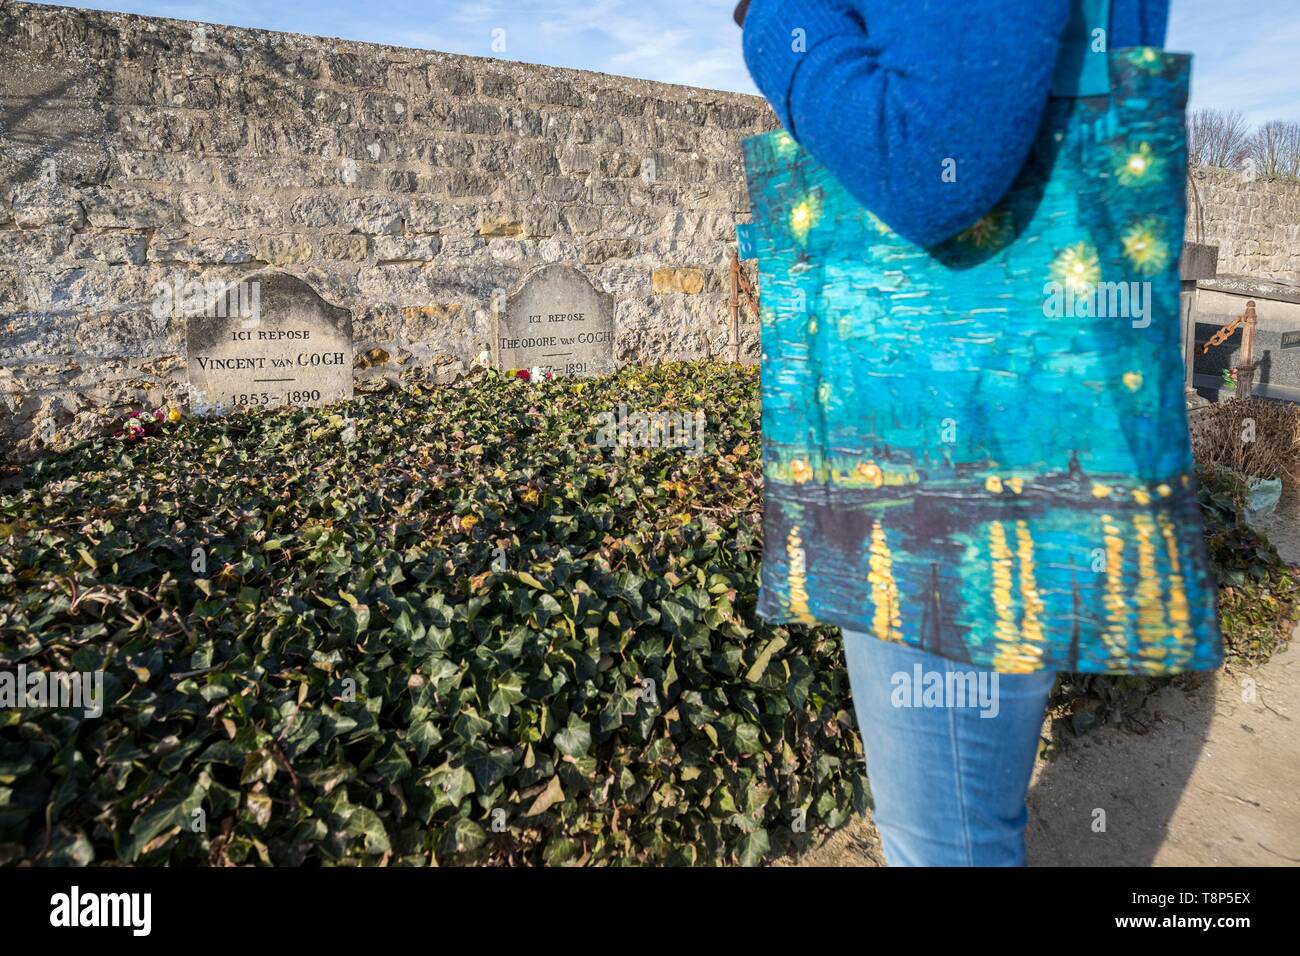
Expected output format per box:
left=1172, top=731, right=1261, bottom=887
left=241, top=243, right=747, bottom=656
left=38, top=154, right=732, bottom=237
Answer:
left=742, top=0, right=1072, bottom=247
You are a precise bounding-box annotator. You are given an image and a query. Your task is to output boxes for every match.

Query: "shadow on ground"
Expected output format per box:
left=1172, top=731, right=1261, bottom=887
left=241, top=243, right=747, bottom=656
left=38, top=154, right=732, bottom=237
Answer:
left=787, top=625, right=1299, bottom=867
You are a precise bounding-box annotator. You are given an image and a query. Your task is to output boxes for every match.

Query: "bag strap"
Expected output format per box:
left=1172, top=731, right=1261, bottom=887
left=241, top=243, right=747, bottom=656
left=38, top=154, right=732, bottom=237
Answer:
left=1050, top=0, right=1111, bottom=98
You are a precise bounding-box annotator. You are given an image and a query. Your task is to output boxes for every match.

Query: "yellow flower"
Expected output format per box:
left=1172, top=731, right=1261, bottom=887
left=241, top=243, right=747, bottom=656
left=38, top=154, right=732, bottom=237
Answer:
left=1050, top=242, right=1101, bottom=296
left=1126, top=47, right=1165, bottom=72
left=460, top=514, right=480, bottom=532
left=790, top=195, right=821, bottom=240
left=521, top=487, right=540, bottom=504
left=785, top=200, right=816, bottom=239
left=1115, top=142, right=1165, bottom=187
left=957, top=208, right=1014, bottom=250
left=790, top=458, right=814, bottom=484
left=166, top=406, right=182, bottom=423
left=1121, top=219, right=1170, bottom=274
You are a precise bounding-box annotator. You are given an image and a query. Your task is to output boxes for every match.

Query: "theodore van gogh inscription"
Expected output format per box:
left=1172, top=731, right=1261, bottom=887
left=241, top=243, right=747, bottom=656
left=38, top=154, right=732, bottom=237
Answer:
left=499, top=265, right=615, bottom=376
left=185, top=272, right=353, bottom=413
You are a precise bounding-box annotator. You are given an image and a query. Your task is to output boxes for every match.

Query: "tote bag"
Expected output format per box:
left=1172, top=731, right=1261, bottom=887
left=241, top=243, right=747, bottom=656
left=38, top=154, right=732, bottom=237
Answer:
left=738, top=3, right=1222, bottom=675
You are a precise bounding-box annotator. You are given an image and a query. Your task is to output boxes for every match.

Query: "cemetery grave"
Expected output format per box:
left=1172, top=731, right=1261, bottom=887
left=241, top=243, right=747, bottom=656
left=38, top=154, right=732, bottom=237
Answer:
left=2, top=0, right=1299, bottom=872
left=2, top=358, right=1297, bottom=864
left=0, top=363, right=870, bottom=866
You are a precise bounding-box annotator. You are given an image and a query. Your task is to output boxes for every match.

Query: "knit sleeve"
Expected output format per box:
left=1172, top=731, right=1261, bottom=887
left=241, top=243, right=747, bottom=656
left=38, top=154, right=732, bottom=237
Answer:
left=742, top=0, right=1072, bottom=247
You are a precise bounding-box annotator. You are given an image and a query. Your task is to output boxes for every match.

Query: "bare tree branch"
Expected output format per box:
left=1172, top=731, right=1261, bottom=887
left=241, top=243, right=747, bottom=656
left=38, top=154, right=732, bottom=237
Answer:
left=1245, top=120, right=1300, bottom=180
left=1188, top=109, right=1251, bottom=169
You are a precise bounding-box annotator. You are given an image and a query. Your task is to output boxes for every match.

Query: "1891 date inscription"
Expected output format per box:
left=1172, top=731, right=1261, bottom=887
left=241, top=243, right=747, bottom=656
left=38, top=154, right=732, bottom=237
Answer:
left=499, top=265, right=615, bottom=377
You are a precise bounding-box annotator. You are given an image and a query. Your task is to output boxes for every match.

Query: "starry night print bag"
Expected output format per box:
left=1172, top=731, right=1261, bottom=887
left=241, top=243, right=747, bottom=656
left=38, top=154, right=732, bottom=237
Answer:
left=737, top=0, right=1222, bottom=674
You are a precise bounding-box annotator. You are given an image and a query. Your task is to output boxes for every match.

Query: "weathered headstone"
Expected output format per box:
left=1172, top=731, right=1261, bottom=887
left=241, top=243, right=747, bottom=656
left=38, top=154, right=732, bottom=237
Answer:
left=499, top=264, right=614, bottom=377
left=185, top=272, right=353, bottom=414
left=1192, top=274, right=1300, bottom=403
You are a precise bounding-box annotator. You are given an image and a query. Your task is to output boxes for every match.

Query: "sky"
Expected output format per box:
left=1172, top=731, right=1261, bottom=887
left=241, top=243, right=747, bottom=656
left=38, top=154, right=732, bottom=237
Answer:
left=26, top=0, right=1300, bottom=127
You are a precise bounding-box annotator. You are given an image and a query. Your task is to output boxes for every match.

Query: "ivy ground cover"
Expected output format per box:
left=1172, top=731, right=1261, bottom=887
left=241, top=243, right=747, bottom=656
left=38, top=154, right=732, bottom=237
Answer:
left=0, top=363, right=866, bottom=865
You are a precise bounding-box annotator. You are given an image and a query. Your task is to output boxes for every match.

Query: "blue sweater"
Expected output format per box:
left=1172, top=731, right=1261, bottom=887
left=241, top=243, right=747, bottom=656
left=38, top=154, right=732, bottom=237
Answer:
left=742, top=0, right=1170, bottom=247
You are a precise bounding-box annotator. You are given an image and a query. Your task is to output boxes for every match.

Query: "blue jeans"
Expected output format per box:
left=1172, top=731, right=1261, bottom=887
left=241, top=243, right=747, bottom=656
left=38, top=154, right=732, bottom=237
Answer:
left=841, top=629, right=1055, bottom=866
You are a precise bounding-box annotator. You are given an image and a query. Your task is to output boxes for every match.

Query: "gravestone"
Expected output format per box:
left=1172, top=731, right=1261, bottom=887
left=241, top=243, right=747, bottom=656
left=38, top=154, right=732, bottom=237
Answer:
left=499, top=264, right=615, bottom=377
left=1191, top=274, right=1300, bottom=403
left=185, top=272, right=353, bottom=414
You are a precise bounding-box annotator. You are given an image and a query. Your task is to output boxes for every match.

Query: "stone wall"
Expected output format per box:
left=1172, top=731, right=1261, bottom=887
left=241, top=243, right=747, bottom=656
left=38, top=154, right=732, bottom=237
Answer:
left=0, top=0, right=776, bottom=455
left=1187, top=165, right=1300, bottom=281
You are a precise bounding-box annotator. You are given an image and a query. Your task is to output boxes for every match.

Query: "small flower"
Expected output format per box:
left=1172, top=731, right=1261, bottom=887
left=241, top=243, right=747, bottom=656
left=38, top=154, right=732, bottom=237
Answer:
left=1050, top=242, right=1101, bottom=296
left=1115, top=142, right=1165, bottom=188
left=789, top=195, right=821, bottom=240
left=153, top=408, right=165, bottom=421
left=515, top=368, right=531, bottom=382
left=1125, top=47, right=1166, bottom=73
left=545, top=370, right=555, bottom=381
left=1121, top=219, right=1170, bottom=274
left=957, top=208, right=1014, bottom=250
left=167, top=406, right=182, bottom=423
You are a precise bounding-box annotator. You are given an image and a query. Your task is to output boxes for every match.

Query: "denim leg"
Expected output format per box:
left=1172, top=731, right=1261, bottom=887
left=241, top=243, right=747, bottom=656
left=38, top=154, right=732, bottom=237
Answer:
left=841, top=629, right=1055, bottom=866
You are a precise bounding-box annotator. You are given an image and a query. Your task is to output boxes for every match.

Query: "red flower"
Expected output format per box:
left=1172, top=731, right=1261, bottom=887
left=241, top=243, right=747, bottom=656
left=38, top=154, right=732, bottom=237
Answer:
left=516, top=368, right=531, bottom=381
left=545, top=371, right=555, bottom=381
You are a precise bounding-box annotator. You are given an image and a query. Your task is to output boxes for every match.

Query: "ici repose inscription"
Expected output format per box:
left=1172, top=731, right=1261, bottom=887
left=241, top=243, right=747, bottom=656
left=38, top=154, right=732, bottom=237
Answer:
left=185, top=272, right=354, bottom=413
left=499, top=264, right=615, bottom=377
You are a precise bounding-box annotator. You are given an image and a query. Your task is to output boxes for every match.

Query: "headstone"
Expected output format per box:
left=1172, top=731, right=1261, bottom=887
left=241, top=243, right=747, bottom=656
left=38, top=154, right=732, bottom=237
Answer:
left=1191, top=274, right=1300, bottom=402
left=185, top=272, right=353, bottom=414
left=499, top=264, right=614, bottom=377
